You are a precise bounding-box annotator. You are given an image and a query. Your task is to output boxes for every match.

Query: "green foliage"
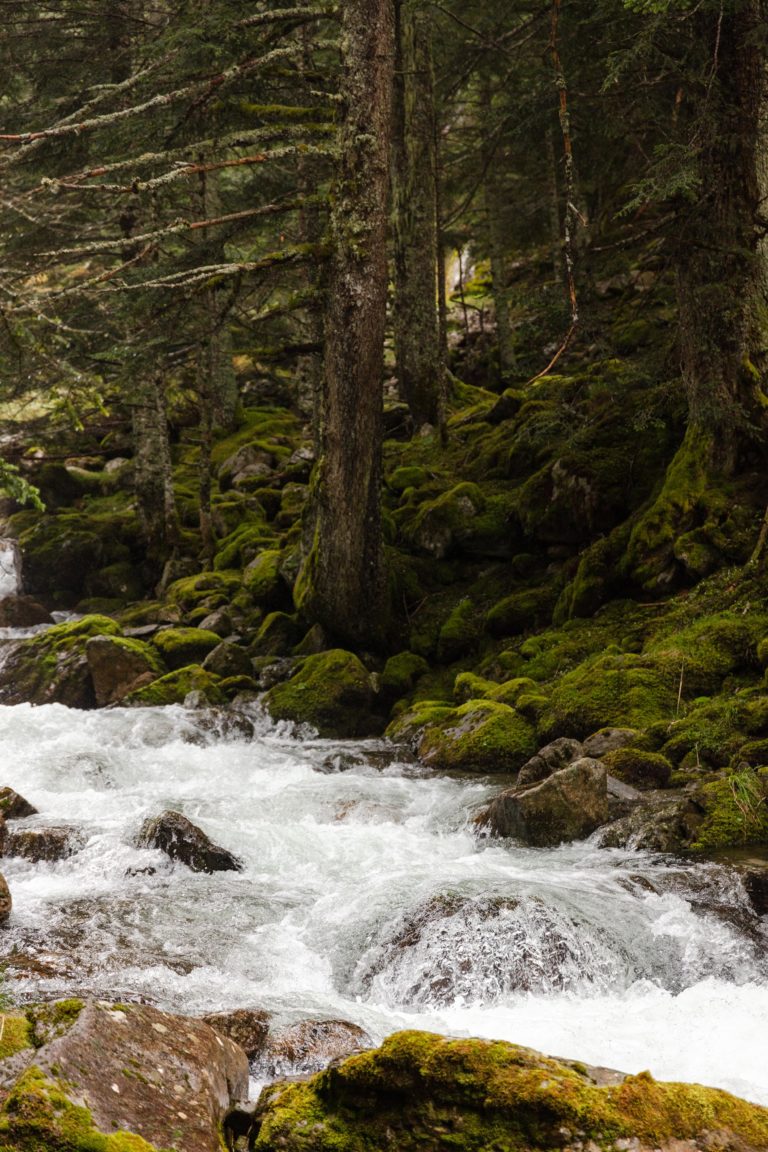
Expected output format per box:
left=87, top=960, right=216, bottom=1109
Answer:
left=0, top=460, right=43, bottom=510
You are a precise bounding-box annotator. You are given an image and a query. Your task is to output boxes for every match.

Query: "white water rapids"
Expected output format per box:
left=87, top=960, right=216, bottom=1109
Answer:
left=1, top=696, right=767, bottom=1104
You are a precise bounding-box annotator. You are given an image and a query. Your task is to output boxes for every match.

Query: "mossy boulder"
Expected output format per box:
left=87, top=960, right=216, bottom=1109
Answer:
left=263, top=650, right=379, bottom=738
left=485, top=586, right=557, bottom=638
left=539, top=653, right=677, bottom=741
left=437, top=598, right=483, bottom=662
left=122, top=665, right=225, bottom=707
left=603, top=747, right=673, bottom=790
left=243, top=549, right=289, bottom=609
left=0, top=614, right=122, bottom=708
left=252, top=1029, right=768, bottom=1152
left=86, top=635, right=167, bottom=707
left=251, top=611, right=304, bottom=656
left=381, top=651, right=429, bottom=699
left=151, top=627, right=222, bottom=670
left=692, top=767, right=768, bottom=850
left=404, top=482, right=486, bottom=559
left=416, top=700, right=536, bottom=774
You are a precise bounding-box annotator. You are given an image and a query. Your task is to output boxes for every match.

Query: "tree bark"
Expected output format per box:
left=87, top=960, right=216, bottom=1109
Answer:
left=132, top=373, right=179, bottom=571
left=674, top=0, right=768, bottom=473
left=480, top=78, right=516, bottom=378
left=295, top=0, right=395, bottom=647
left=392, top=0, right=443, bottom=431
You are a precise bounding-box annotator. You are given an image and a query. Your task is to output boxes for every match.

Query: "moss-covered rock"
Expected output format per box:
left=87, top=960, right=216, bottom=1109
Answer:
left=151, top=627, right=222, bottom=670
left=86, top=635, right=167, bottom=707
left=381, top=651, right=430, bottom=698
left=692, top=767, right=768, bottom=850
left=485, top=585, right=557, bottom=637
left=122, top=665, right=225, bottom=707
left=603, top=747, right=673, bottom=789
left=417, top=700, right=536, bottom=774
left=437, top=598, right=483, bottom=662
left=251, top=611, right=304, bottom=656
left=243, top=549, right=289, bottom=609
left=253, top=1030, right=768, bottom=1152
left=263, top=650, right=379, bottom=738
left=0, top=614, right=122, bottom=708
left=539, top=652, right=676, bottom=741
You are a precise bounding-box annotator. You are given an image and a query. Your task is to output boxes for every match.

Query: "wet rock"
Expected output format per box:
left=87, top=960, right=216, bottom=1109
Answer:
left=6, top=824, right=86, bottom=862
left=0, top=786, right=38, bottom=819
left=137, top=809, right=243, bottom=873
left=204, top=1008, right=271, bottom=1061
left=0, top=999, right=249, bottom=1152
left=197, top=607, right=234, bottom=637
left=517, top=736, right=584, bottom=787
left=86, top=633, right=167, bottom=706
left=0, top=614, right=122, bottom=708
left=583, top=726, right=641, bottom=758
left=182, top=707, right=256, bottom=743
left=739, top=867, right=768, bottom=917
left=0, top=595, right=53, bottom=627
left=317, top=750, right=363, bottom=774
left=0, top=873, right=11, bottom=925
left=263, top=649, right=379, bottom=738
left=202, top=640, right=254, bottom=679
left=596, top=791, right=705, bottom=853
left=479, top=758, right=608, bottom=846
left=257, top=1019, right=372, bottom=1078
left=607, top=774, right=644, bottom=820
left=252, top=1031, right=768, bottom=1152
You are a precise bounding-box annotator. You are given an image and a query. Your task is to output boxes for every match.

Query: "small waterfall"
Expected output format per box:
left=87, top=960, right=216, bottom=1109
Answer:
left=0, top=539, right=20, bottom=599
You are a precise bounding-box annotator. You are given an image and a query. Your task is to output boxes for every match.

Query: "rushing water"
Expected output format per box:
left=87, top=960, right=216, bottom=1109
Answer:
left=0, top=697, right=767, bottom=1104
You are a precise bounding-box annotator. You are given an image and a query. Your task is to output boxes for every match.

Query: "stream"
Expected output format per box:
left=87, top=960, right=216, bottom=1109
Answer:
left=0, top=692, right=767, bottom=1103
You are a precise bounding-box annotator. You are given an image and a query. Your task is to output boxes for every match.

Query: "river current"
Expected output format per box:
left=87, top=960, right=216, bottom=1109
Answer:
left=0, top=695, right=767, bottom=1104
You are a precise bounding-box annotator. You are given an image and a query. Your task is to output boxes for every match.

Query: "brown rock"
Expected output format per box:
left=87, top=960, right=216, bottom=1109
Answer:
left=0, top=873, right=11, bottom=925
left=516, top=737, right=584, bottom=787
left=9, top=1000, right=248, bottom=1152
left=582, top=727, right=641, bottom=758
left=257, top=1019, right=371, bottom=1078
left=137, top=810, right=242, bottom=873
left=0, top=787, right=38, bottom=819
left=0, top=595, right=53, bottom=628
left=203, top=1008, right=271, bottom=1060
left=480, top=758, right=609, bottom=846
left=6, top=825, right=85, bottom=862
left=86, top=634, right=166, bottom=707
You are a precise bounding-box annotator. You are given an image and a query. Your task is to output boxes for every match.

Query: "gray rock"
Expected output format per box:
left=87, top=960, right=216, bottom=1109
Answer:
left=256, top=1019, right=371, bottom=1079
left=607, top=774, right=644, bottom=820
left=480, top=758, right=608, bottom=846
left=197, top=608, right=234, bottom=637
left=137, top=810, right=242, bottom=874
left=596, top=792, right=704, bottom=853
left=583, top=727, right=640, bottom=758
left=517, top=737, right=584, bottom=787
left=86, top=634, right=163, bottom=707
left=202, top=641, right=253, bottom=679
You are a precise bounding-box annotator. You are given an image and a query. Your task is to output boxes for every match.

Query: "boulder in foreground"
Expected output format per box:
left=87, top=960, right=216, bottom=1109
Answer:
left=0, top=999, right=249, bottom=1152
left=479, top=757, right=608, bottom=846
left=250, top=1029, right=768, bottom=1152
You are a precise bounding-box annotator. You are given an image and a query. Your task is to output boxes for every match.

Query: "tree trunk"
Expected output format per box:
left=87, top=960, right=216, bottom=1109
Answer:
left=674, top=0, right=768, bottom=473
left=132, top=373, right=178, bottom=571
left=392, top=0, right=443, bottom=431
left=480, top=78, right=516, bottom=379
left=295, top=0, right=395, bottom=647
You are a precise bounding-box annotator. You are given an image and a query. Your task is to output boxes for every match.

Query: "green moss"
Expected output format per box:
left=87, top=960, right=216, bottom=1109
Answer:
left=387, top=466, right=431, bottom=493
left=164, top=571, right=241, bottom=612
left=381, top=652, right=429, bottom=698
left=453, top=671, right=497, bottom=703
left=122, top=665, right=225, bottom=707
left=243, top=549, right=286, bottom=607
left=437, top=598, right=482, bottom=662
left=264, top=650, right=378, bottom=738
left=485, top=586, right=557, bottom=638
left=643, top=609, right=767, bottom=696
left=26, top=1000, right=85, bottom=1049
left=539, top=652, right=676, bottom=741
left=417, top=700, right=536, bottom=774
left=0, top=1016, right=33, bottom=1061
left=0, top=616, right=123, bottom=707
left=252, top=1030, right=768, bottom=1152
left=251, top=611, right=303, bottom=656
left=602, top=747, right=673, bottom=789
left=0, top=1067, right=161, bottom=1152
left=150, top=627, right=221, bottom=670
left=692, top=767, right=768, bottom=850
left=213, top=521, right=275, bottom=570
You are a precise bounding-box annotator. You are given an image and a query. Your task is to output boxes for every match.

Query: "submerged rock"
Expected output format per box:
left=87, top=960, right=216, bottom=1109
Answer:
left=0, top=999, right=248, bottom=1152
left=252, top=1029, right=768, bottom=1152
left=137, top=809, right=243, bottom=873
left=596, top=791, right=704, bottom=853
left=479, top=758, right=608, bottom=846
